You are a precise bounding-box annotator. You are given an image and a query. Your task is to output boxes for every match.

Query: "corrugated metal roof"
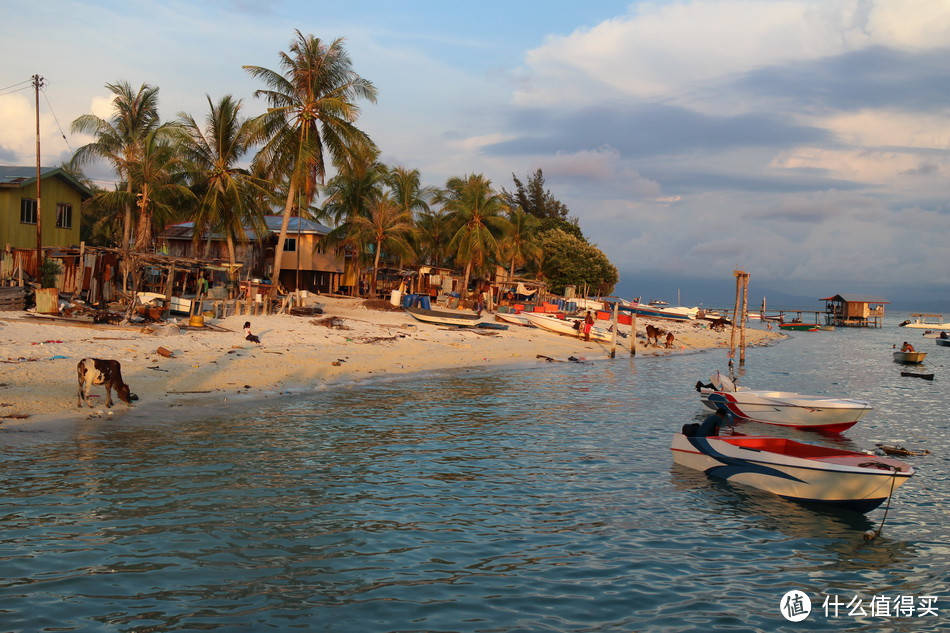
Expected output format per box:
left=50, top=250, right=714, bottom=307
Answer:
left=0, top=166, right=94, bottom=198
left=163, top=216, right=331, bottom=240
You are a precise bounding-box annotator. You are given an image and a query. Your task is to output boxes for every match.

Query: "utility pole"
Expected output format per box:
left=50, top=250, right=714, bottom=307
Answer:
left=33, top=74, right=45, bottom=270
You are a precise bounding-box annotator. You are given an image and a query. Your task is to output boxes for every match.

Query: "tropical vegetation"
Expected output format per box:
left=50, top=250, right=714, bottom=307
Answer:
left=68, top=31, right=619, bottom=299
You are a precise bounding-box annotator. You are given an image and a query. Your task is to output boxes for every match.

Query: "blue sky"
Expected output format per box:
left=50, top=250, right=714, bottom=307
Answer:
left=3, top=0, right=949, bottom=307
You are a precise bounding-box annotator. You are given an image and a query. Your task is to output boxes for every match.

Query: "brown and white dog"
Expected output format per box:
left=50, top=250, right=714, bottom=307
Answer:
left=77, top=358, right=135, bottom=408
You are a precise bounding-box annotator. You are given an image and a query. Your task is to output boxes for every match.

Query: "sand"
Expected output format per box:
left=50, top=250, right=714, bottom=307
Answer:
left=0, top=295, right=781, bottom=428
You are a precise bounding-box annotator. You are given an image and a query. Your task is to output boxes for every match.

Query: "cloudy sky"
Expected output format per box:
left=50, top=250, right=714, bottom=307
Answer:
left=2, top=0, right=949, bottom=307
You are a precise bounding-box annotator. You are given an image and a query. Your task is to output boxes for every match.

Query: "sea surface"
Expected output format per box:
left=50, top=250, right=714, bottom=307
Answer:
left=1, top=313, right=947, bottom=632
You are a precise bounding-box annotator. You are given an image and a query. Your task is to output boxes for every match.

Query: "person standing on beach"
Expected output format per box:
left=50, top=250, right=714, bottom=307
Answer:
left=583, top=311, right=595, bottom=341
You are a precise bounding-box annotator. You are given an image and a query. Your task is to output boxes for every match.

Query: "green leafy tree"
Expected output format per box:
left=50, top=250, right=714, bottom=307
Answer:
left=176, top=95, right=271, bottom=265
left=503, top=169, right=584, bottom=239
left=537, top=229, right=618, bottom=296
left=245, top=30, right=377, bottom=285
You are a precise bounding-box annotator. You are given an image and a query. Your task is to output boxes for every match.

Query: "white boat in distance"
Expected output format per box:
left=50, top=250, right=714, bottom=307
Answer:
left=698, top=373, right=871, bottom=433
left=671, top=433, right=914, bottom=513
left=404, top=306, right=482, bottom=327
left=518, top=311, right=616, bottom=343
left=899, top=314, right=950, bottom=329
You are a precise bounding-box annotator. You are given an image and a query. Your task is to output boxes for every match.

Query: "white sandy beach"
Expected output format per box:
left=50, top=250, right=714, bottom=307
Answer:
left=0, top=295, right=781, bottom=427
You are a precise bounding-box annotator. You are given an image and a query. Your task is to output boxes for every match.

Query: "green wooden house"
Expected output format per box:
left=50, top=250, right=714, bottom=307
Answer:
left=0, top=166, right=92, bottom=250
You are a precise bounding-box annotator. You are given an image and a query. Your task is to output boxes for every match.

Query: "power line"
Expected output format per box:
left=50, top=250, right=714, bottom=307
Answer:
left=41, top=83, right=72, bottom=152
left=0, top=78, right=32, bottom=92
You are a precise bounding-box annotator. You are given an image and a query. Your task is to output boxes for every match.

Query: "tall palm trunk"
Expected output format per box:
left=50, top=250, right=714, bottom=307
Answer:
left=371, top=242, right=382, bottom=296
left=271, top=179, right=297, bottom=285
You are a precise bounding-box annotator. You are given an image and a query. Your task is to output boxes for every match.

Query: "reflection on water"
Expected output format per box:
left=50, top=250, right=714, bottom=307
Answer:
left=0, top=319, right=947, bottom=632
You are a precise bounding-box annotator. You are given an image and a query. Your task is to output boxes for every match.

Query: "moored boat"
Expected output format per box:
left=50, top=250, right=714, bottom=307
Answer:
left=899, top=314, right=950, bottom=329
left=893, top=350, right=927, bottom=364
left=671, top=433, right=915, bottom=513
left=935, top=338, right=950, bottom=347
left=779, top=322, right=820, bottom=331
left=697, top=373, right=871, bottom=432
left=404, top=306, right=482, bottom=327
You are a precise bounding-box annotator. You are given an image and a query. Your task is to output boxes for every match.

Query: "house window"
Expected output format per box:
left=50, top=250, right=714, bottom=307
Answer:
left=283, top=238, right=297, bottom=252
left=20, top=198, right=37, bottom=224
left=56, top=203, right=73, bottom=229
left=313, top=239, right=325, bottom=254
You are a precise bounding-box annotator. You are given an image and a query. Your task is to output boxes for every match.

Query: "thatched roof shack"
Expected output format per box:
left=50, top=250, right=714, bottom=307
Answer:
left=822, top=294, right=888, bottom=328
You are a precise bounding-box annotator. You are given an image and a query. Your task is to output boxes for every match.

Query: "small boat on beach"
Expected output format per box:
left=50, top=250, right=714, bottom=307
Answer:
left=518, top=311, right=616, bottom=343
left=494, top=312, right=536, bottom=328
left=697, top=373, right=871, bottom=432
left=404, top=306, right=482, bottom=327
left=893, top=351, right=927, bottom=364
left=671, top=433, right=915, bottom=513
left=899, top=314, right=950, bottom=329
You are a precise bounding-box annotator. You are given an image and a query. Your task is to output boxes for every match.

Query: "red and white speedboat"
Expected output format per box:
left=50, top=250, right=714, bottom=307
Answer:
left=697, top=373, right=871, bottom=433
left=671, top=433, right=915, bottom=513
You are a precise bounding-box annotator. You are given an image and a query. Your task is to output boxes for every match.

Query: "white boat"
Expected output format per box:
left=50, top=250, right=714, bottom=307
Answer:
left=899, top=314, right=950, bottom=329
left=697, top=373, right=871, bottom=433
left=518, top=311, right=616, bottom=343
left=494, top=312, right=536, bottom=328
left=404, top=306, right=482, bottom=327
left=893, top=351, right=927, bottom=364
left=671, top=433, right=915, bottom=513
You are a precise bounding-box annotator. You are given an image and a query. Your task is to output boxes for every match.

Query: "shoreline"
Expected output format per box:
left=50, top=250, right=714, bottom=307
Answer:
left=0, top=295, right=782, bottom=433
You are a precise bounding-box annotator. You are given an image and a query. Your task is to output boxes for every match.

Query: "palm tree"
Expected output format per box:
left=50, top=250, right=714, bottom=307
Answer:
left=499, top=207, right=542, bottom=281
left=244, top=30, right=377, bottom=288
left=340, top=195, right=415, bottom=296
left=414, top=208, right=453, bottom=268
left=436, top=174, right=511, bottom=298
left=387, top=166, right=434, bottom=217
left=322, top=153, right=387, bottom=225
left=70, top=81, right=160, bottom=253
left=176, top=95, right=271, bottom=265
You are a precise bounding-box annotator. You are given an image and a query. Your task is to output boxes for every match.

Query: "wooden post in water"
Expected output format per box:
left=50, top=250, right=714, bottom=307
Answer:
left=739, top=272, right=750, bottom=365
left=728, top=271, right=746, bottom=366
left=610, top=300, right=619, bottom=358
left=629, top=304, right=637, bottom=356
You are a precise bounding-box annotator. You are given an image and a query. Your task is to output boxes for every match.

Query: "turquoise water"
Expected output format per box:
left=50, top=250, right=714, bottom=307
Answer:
left=1, top=317, right=947, bottom=632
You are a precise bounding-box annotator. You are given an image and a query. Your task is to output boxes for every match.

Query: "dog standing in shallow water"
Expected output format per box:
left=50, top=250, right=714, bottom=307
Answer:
left=244, top=321, right=261, bottom=344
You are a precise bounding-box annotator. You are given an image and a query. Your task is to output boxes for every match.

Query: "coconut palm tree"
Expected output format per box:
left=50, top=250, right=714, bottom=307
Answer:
left=414, top=207, right=453, bottom=269
left=244, top=30, right=377, bottom=288
left=70, top=81, right=160, bottom=253
left=342, top=195, right=415, bottom=296
left=322, top=152, right=387, bottom=225
left=176, top=95, right=272, bottom=265
left=93, top=124, right=193, bottom=252
left=436, top=174, right=511, bottom=298
left=499, top=206, right=542, bottom=281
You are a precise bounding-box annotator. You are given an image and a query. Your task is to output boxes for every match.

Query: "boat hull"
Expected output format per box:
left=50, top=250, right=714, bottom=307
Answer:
left=700, top=389, right=871, bottom=432
left=494, top=312, right=535, bottom=328
left=519, top=311, right=615, bottom=342
left=671, top=434, right=914, bottom=512
left=779, top=323, right=820, bottom=331
left=893, top=351, right=927, bottom=364
left=404, top=306, right=482, bottom=327
left=618, top=304, right=692, bottom=321
left=936, top=338, right=950, bottom=347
